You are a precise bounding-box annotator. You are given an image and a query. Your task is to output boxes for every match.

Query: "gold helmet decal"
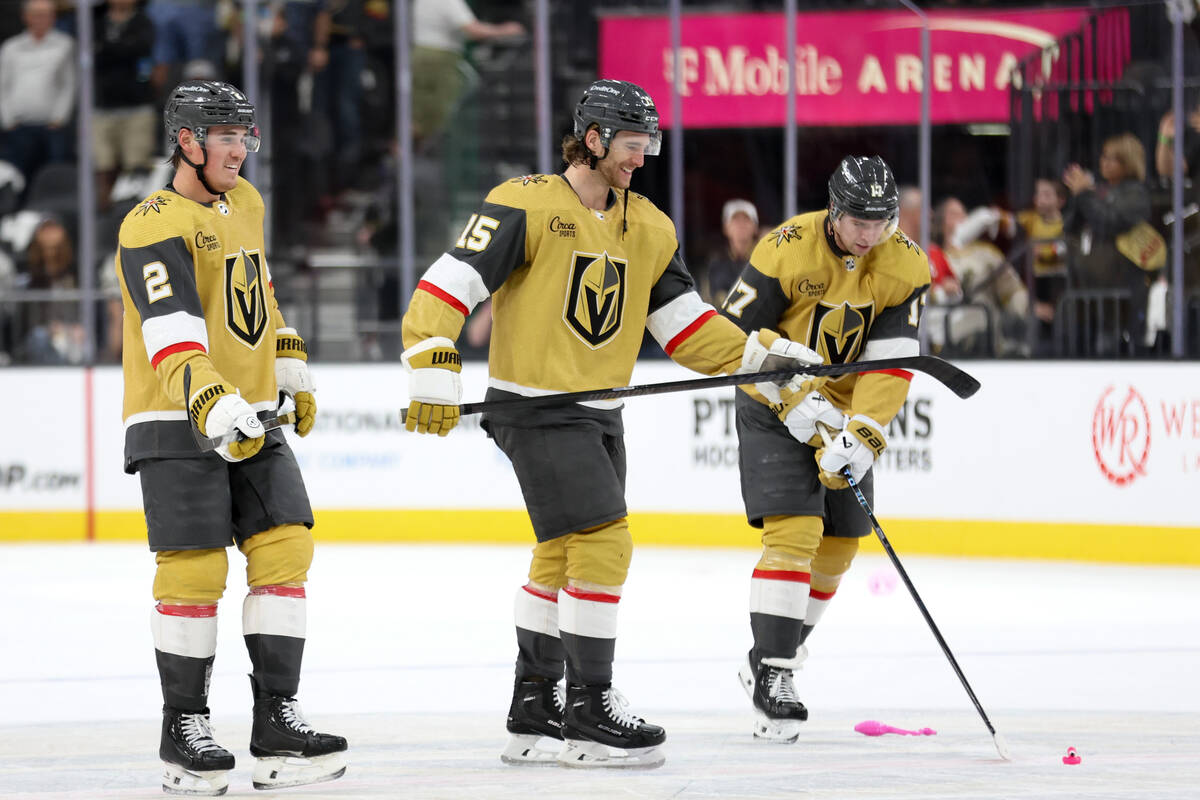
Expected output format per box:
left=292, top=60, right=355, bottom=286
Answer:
left=225, top=247, right=267, bottom=347
left=564, top=250, right=627, bottom=348
left=808, top=300, right=874, bottom=364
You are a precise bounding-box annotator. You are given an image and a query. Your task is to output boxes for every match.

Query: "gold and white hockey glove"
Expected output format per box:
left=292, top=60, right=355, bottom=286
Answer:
left=772, top=376, right=843, bottom=446
left=737, top=329, right=824, bottom=403
left=401, top=336, right=462, bottom=436
left=189, top=382, right=265, bottom=462
left=817, top=414, right=887, bottom=487
left=275, top=328, right=316, bottom=437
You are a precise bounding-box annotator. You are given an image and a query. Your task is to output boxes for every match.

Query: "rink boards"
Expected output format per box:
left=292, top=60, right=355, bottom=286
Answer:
left=1, top=361, right=1197, bottom=564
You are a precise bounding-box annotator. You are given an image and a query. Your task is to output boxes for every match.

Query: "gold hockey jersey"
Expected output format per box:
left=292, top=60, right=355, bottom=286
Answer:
left=402, top=174, right=746, bottom=408
left=115, top=177, right=286, bottom=468
left=722, top=210, right=930, bottom=425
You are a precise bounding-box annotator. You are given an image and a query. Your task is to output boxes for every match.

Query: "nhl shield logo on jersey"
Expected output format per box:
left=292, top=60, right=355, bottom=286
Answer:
left=564, top=250, right=627, bottom=348
left=808, top=300, right=875, bottom=364
left=225, top=247, right=268, bottom=347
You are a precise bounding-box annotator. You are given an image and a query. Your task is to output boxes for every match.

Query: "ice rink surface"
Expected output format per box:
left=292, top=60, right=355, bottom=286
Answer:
left=2, top=542, right=1198, bottom=799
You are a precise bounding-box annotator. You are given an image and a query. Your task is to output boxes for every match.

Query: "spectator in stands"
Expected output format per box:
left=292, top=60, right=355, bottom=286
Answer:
left=0, top=0, right=76, bottom=192
left=897, top=184, right=925, bottom=246
left=146, top=0, right=218, bottom=91
left=699, top=198, right=758, bottom=306
left=93, top=0, right=157, bottom=211
left=1155, top=108, right=1200, bottom=293
left=22, top=215, right=84, bottom=364
left=411, top=0, right=524, bottom=145
left=1014, top=177, right=1068, bottom=344
left=1063, top=132, right=1163, bottom=349
left=315, top=0, right=368, bottom=191
left=924, top=196, right=1029, bottom=357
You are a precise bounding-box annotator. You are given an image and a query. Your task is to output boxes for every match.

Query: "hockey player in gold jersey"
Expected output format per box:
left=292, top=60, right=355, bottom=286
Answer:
left=400, top=79, right=822, bottom=768
left=115, top=80, right=346, bottom=794
left=722, top=156, right=931, bottom=742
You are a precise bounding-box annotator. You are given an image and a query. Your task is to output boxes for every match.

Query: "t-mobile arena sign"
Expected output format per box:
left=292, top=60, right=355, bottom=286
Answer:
left=598, top=8, right=1094, bottom=126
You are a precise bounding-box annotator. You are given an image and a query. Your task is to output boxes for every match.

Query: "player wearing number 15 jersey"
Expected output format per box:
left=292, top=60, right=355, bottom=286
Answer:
left=115, top=80, right=345, bottom=795
left=721, top=156, right=931, bottom=743
left=399, top=79, right=822, bottom=768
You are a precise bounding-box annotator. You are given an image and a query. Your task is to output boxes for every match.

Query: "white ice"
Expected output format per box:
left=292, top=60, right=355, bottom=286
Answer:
left=1, top=543, right=1198, bottom=799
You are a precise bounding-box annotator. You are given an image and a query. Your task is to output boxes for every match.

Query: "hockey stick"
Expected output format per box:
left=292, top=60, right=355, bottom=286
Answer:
left=183, top=364, right=297, bottom=453
left=401, top=355, right=980, bottom=421
left=817, top=424, right=1010, bottom=761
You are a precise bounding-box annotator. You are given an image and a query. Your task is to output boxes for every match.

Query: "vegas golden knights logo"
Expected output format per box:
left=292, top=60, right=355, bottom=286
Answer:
left=564, top=250, right=627, bottom=348
left=808, top=300, right=874, bottom=364
left=225, top=247, right=267, bottom=347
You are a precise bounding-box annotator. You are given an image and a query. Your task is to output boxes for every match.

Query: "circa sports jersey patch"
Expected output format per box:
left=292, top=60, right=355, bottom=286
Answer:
left=770, top=224, right=801, bottom=247
left=225, top=247, right=268, bottom=347
left=563, top=250, right=627, bottom=348
left=807, top=299, right=875, bottom=364
left=136, top=195, right=170, bottom=215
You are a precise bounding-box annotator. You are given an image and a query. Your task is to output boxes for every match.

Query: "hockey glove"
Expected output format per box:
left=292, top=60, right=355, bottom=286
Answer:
left=189, top=382, right=265, bottom=462
left=772, top=377, right=843, bottom=446
left=817, top=414, right=887, bottom=487
left=275, top=328, right=316, bottom=437
left=737, top=329, right=824, bottom=403
left=401, top=336, right=462, bottom=436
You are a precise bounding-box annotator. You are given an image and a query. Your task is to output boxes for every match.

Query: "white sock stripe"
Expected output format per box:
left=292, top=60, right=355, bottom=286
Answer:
left=557, top=590, right=619, bottom=639
left=805, top=596, right=831, bottom=628
left=514, top=585, right=559, bottom=636
left=151, top=606, right=218, bottom=659
left=750, top=576, right=810, bottom=620
left=242, top=591, right=306, bottom=638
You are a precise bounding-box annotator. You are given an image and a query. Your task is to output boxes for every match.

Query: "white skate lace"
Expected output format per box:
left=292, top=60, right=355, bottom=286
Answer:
left=180, top=713, right=225, bottom=754
left=279, top=699, right=315, bottom=734
left=768, top=668, right=800, bottom=705
left=553, top=684, right=566, bottom=714
left=601, top=688, right=643, bottom=730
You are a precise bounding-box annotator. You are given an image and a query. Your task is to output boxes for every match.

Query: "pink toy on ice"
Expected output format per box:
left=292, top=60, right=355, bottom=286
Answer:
left=854, top=720, right=937, bottom=737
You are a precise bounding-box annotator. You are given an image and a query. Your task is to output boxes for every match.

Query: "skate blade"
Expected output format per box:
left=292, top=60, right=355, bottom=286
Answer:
left=251, top=752, right=347, bottom=790
left=752, top=711, right=802, bottom=744
left=500, top=733, right=562, bottom=766
left=557, top=738, right=665, bottom=770
left=161, top=762, right=230, bottom=796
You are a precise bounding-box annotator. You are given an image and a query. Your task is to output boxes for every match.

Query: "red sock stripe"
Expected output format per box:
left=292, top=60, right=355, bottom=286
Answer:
left=810, top=588, right=836, bottom=601
left=751, top=569, right=811, bottom=584
left=417, top=280, right=469, bottom=317
left=664, top=309, right=717, bottom=356
left=150, top=341, right=206, bottom=368
left=249, top=585, right=306, bottom=598
left=562, top=586, right=620, bottom=604
left=155, top=602, right=217, bottom=618
left=522, top=584, right=559, bottom=603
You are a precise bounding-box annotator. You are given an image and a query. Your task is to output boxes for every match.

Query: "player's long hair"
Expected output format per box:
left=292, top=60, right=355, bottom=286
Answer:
left=562, top=124, right=599, bottom=167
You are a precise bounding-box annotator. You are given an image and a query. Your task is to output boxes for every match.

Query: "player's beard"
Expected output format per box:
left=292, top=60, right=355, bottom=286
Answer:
left=597, top=156, right=633, bottom=190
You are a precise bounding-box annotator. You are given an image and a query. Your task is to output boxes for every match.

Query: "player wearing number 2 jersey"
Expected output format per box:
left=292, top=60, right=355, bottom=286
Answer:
left=399, top=79, right=822, bottom=768
left=721, top=156, right=931, bottom=743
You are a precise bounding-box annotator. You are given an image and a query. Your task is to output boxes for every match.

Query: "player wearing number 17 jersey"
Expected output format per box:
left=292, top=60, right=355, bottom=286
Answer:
left=721, top=156, right=931, bottom=743
left=399, top=79, right=822, bottom=768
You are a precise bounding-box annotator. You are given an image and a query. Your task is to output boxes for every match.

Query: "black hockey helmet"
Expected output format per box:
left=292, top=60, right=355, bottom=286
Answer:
left=165, top=80, right=260, bottom=152
left=573, top=79, right=661, bottom=156
left=828, top=155, right=898, bottom=222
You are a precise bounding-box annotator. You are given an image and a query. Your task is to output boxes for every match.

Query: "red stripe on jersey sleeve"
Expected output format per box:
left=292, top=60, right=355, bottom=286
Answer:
left=863, top=368, right=913, bottom=381
left=562, top=586, right=621, bottom=604
left=417, top=279, right=469, bottom=317
left=150, top=341, right=206, bottom=368
left=664, top=309, right=717, bottom=356
left=751, top=569, right=812, bottom=584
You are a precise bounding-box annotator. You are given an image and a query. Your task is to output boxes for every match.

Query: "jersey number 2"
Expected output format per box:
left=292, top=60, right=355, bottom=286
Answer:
left=143, top=262, right=173, bottom=304
left=455, top=214, right=500, bottom=252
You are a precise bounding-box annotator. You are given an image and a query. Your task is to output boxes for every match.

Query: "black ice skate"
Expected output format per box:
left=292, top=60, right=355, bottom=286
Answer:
left=160, top=706, right=235, bottom=796
left=501, top=677, right=565, bottom=765
left=558, top=683, right=666, bottom=769
left=249, top=679, right=348, bottom=790
left=738, top=653, right=808, bottom=743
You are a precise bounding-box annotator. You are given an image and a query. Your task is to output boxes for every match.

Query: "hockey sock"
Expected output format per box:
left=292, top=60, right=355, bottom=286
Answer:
left=558, top=583, right=619, bottom=685
left=514, top=583, right=566, bottom=680
left=242, top=585, right=306, bottom=697
left=749, top=567, right=809, bottom=665
left=152, top=603, right=218, bottom=712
